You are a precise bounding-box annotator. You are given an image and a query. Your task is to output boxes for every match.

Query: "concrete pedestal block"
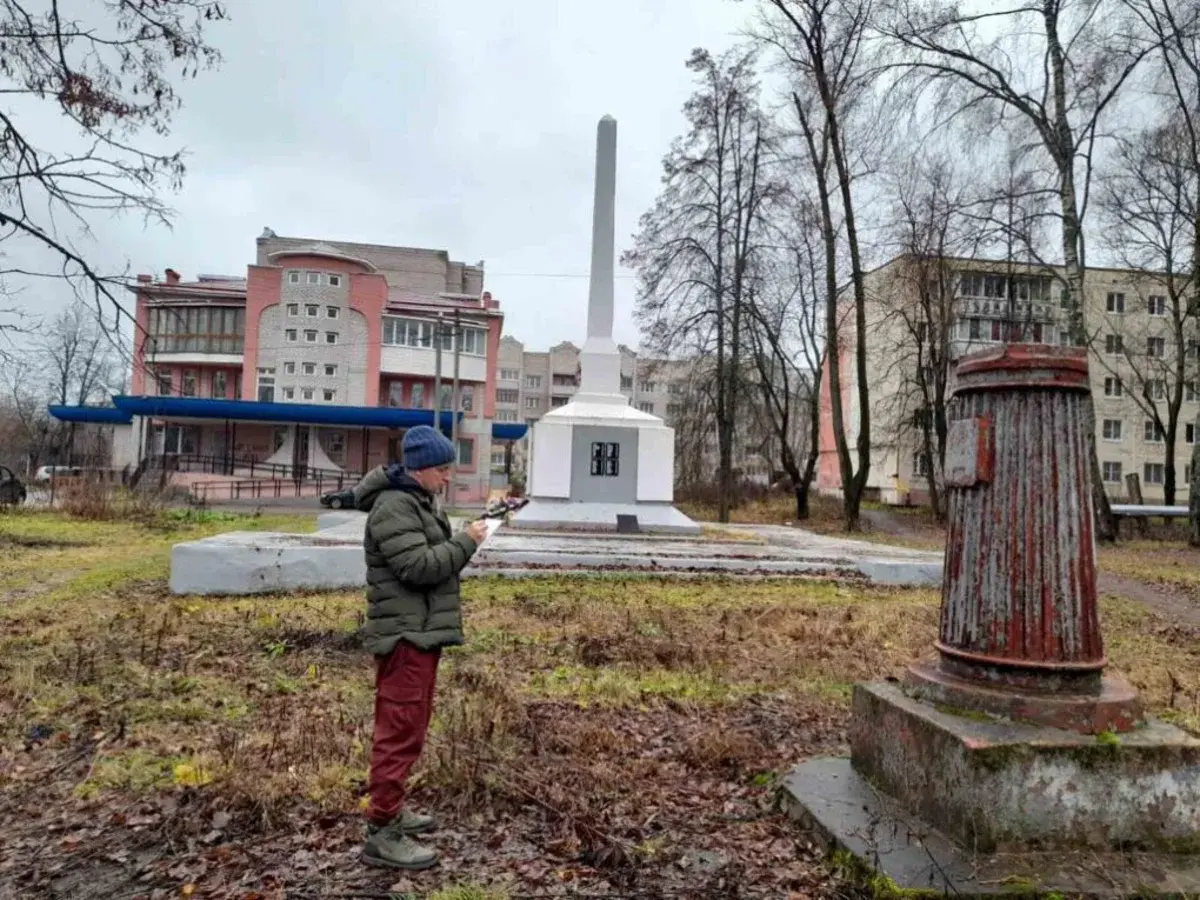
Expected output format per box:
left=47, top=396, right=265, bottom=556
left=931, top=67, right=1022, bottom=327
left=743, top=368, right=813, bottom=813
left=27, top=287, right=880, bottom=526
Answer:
left=850, top=683, right=1200, bottom=853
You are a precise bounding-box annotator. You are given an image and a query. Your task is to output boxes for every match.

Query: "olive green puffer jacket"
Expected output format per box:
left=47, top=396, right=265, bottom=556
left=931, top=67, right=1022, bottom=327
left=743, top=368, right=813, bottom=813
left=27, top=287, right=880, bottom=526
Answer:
left=353, top=465, right=479, bottom=655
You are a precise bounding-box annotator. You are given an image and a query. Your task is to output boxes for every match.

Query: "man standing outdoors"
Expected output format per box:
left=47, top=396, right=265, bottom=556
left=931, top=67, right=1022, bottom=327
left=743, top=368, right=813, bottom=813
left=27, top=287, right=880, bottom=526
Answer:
left=353, top=425, right=489, bottom=870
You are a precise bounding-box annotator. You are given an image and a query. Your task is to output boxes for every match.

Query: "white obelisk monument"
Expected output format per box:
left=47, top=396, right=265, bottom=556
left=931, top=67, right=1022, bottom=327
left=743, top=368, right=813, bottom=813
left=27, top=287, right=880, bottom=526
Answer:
left=511, top=116, right=699, bottom=534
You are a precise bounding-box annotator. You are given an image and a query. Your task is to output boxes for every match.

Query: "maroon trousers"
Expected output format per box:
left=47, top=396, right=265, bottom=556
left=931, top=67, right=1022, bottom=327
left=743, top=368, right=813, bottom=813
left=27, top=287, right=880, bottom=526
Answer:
left=366, top=642, right=441, bottom=825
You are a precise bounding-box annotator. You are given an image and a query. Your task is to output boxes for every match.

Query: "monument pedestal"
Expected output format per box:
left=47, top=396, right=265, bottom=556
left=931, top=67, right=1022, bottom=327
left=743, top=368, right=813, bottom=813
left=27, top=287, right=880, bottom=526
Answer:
left=782, top=347, right=1200, bottom=893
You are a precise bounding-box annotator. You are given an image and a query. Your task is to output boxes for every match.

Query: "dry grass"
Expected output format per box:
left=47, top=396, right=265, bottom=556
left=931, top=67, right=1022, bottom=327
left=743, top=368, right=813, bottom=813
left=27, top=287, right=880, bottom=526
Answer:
left=0, top=510, right=1197, bottom=897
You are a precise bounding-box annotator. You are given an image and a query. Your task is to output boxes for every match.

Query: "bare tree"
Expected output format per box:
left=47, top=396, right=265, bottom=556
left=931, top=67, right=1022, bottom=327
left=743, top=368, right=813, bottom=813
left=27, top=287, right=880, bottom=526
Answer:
left=874, top=155, right=984, bottom=521
left=1, top=0, right=227, bottom=349
left=1115, top=0, right=1200, bottom=538
left=756, top=0, right=878, bottom=531
left=623, top=47, right=781, bottom=522
left=1095, top=125, right=1196, bottom=505
left=879, top=0, right=1160, bottom=541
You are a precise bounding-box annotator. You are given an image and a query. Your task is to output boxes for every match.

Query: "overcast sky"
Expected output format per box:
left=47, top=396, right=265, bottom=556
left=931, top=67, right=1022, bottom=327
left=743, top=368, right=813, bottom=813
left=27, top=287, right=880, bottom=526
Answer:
left=8, top=0, right=752, bottom=355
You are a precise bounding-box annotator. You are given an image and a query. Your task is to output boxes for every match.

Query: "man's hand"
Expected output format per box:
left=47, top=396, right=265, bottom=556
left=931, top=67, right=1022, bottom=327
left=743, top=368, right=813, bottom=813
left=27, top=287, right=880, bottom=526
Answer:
left=464, top=519, right=488, bottom=545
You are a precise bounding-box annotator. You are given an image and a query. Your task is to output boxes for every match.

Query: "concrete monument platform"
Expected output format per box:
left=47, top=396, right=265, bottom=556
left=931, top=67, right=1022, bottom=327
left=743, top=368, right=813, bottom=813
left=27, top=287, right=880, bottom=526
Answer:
left=168, top=510, right=942, bottom=595
left=507, top=499, right=701, bottom=535
left=782, top=757, right=1200, bottom=896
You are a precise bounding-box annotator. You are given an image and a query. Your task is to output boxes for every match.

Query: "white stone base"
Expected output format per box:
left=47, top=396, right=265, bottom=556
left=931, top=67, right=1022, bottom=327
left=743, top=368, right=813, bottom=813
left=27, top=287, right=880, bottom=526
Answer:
left=508, top=499, right=701, bottom=534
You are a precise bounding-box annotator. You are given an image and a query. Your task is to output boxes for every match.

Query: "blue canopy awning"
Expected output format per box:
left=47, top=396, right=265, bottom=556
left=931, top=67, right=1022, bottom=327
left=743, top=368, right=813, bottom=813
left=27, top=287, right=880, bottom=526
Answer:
left=491, top=422, right=529, bottom=441
left=48, top=405, right=134, bottom=425
left=111, top=395, right=460, bottom=430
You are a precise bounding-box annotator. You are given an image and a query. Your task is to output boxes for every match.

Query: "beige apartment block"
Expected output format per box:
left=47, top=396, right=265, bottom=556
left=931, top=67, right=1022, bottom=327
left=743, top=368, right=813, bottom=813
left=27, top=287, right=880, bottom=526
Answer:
left=824, top=255, right=1197, bottom=506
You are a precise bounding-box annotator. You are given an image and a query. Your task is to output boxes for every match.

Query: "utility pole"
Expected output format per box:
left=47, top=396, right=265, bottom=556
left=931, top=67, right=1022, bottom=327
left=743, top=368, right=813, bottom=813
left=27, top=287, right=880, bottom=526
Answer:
left=449, top=309, right=462, bottom=507
left=433, top=312, right=444, bottom=451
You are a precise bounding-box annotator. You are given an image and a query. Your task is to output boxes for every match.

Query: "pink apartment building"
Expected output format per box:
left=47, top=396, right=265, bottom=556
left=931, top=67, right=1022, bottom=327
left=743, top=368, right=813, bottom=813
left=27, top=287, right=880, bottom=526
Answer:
left=49, top=230, right=526, bottom=504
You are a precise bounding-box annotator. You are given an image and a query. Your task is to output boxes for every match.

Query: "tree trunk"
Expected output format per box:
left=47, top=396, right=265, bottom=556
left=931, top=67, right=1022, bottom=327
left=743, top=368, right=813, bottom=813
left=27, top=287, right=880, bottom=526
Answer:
left=1190, top=418, right=1200, bottom=544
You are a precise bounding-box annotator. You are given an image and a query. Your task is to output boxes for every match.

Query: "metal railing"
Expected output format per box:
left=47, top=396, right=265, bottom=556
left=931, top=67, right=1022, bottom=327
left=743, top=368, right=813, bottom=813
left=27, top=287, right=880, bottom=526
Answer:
left=152, top=453, right=362, bottom=483
left=190, top=470, right=358, bottom=503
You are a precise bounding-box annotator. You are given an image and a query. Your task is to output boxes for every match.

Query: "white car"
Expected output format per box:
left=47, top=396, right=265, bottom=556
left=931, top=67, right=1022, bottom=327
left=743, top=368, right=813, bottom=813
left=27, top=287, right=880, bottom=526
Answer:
left=32, top=465, right=82, bottom=483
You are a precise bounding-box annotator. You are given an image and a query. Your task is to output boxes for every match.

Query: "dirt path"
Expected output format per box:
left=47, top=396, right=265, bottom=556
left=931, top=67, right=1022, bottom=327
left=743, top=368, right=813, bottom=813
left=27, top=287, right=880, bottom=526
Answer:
left=1098, top=572, right=1200, bottom=628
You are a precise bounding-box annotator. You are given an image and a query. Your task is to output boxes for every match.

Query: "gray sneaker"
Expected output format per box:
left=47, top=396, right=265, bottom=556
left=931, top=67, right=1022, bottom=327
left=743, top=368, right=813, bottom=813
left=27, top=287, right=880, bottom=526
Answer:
left=397, top=808, right=436, bottom=834
left=362, top=820, right=439, bottom=870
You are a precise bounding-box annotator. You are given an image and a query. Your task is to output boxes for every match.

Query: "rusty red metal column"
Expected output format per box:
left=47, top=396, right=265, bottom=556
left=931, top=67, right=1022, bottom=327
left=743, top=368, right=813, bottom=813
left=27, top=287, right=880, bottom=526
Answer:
left=907, top=345, right=1143, bottom=733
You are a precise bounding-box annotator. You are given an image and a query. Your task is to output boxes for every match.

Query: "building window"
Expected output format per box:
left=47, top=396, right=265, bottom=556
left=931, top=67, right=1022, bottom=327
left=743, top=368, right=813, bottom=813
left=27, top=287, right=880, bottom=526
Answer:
left=667, top=403, right=682, bottom=417
left=1102, top=461, right=1122, bottom=483
left=303, top=304, right=318, bottom=317
left=326, top=306, right=339, bottom=319
left=302, top=388, right=314, bottom=401
left=1102, top=419, right=1122, bottom=441
left=325, top=332, right=338, bottom=344
left=1148, top=379, right=1167, bottom=401
left=382, top=317, right=434, bottom=349
left=1147, top=336, right=1166, bottom=358
left=146, top=305, right=245, bottom=354
left=497, top=389, right=519, bottom=404
left=912, top=452, right=931, bottom=478
left=553, top=373, right=576, bottom=387
left=302, top=362, right=316, bottom=376
left=328, top=274, right=341, bottom=287
left=1059, top=330, right=1071, bottom=347
left=491, top=451, right=507, bottom=467
left=458, top=327, right=487, bottom=356
left=1188, top=464, right=1194, bottom=484
left=525, top=396, right=539, bottom=409
left=1106, top=292, right=1125, bottom=314
left=620, top=375, right=633, bottom=390
left=306, top=271, right=320, bottom=285
left=637, top=401, right=654, bottom=413
left=457, top=439, right=474, bottom=467
left=282, top=361, right=296, bottom=375
left=551, top=396, right=568, bottom=408
left=1144, top=419, right=1165, bottom=443
left=326, top=431, right=345, bottom=456
left=411, top=383, right=425, bottom=408
left=460, top=385, right=474, bottom=412
left=1187, top=382, right=1198, bottom=403
left=1148, top=295, right=1167, bottom=316
left=212, top=370, right=227, bottom=399
left=1103, top=377, right=1123, bottom=397
left=153, top=369, right=172, bottom=395
left=387, top=382, right=405, bottom=408
left=304, top=330, right=318, bottom=343
left=1144, top=463, right=1165, bottom=485
left=496, top=409, right=518, bottom=422
left=323, top=389, right=336, bottom=402
left=500, top=368, right=520, bottom=381
left=256, top=367, right=275, bottom=403
left=282, top=387, right=295, bottom=401
left=181, top=371, right=197, bottom=397
left=525, top=375, right=542, bottom=389
left=590, top=442, right=620, bottom=477
left=639, top=381, right=657, bottom=393
left=324, top=363, right=337, bottom=376
left=1104, top=334, right=1123, bottom=355
left=287, top=303, right=299, bottom=316
left=668, top=382, right=685, bottom=395
left=287, top=271, right=300, bottom=284
left=1188, top=423, right=1196, bottom=444
left=285, top=329, right=298, bottom=343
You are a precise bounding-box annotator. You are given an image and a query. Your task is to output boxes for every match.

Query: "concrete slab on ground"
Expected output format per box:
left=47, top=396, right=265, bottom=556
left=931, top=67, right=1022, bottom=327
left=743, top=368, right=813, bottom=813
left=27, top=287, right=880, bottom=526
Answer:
left=782, top=757, right=1200, bottom=896
left=169, top=512, right=943, bottom=595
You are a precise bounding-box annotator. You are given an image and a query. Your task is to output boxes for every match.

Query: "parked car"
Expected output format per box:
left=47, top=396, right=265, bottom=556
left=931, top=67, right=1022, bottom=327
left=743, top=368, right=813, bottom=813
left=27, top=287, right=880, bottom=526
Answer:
left=319, top=488, right=356, bottom=510
left=32, top=465, right=83, bottom=483
left=0, top=466, right=27, bottom=507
